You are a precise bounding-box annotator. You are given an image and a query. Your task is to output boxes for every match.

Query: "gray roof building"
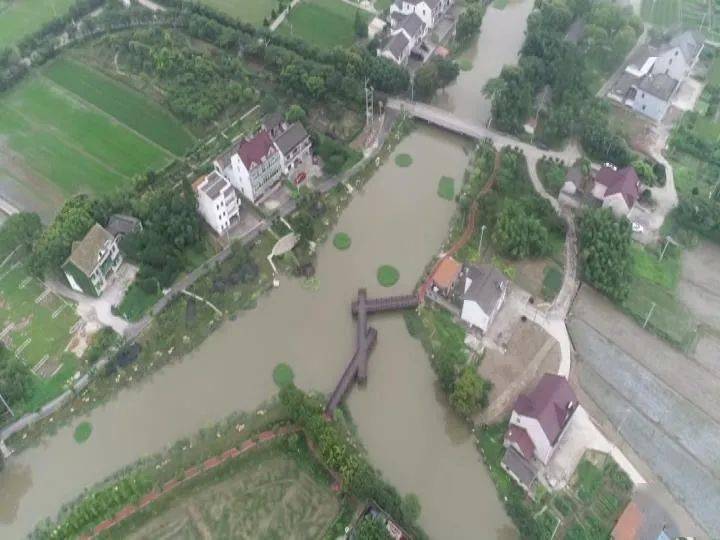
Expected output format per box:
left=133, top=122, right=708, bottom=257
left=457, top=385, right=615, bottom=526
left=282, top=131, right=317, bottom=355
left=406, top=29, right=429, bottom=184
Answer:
left=106, top=214, right=142, bottom=238
left=273, top=122, right=309, bottom=157
left=386, top=32, right=410, bottom=61
left=637, top=73, right=679, bottom=100
left=399, top=13, right=425, bottom=38
left=501, top=447, right=537, bottom=492
left=66, top=224, right=115, bottom=277
left=463, top=265, right=508, bottom=314
left=667, top=29, right=704, bottom=63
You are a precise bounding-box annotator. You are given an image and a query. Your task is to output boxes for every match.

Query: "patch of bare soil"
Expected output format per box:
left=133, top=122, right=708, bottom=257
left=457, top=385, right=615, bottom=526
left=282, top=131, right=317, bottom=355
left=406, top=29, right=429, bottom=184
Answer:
left=678, top=241, right=720, bottom=333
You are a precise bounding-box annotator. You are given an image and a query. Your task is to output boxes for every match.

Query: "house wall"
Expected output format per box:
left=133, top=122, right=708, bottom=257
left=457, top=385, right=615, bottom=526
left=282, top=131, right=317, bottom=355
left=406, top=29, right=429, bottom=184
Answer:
left=460, top=300, right=489, bottom=332
left=631, top=88, right=670, bottom=122
left=652, top=47, right=690, bottom=80
left=280, top=139, right=312, bottom=174
left=196, top=186, right=240, bottom=235
left=602, top=192, right=631, bottom=218
left=509, top=411, right=553, bottom=464
left=486, top=284, right=507, bottom=328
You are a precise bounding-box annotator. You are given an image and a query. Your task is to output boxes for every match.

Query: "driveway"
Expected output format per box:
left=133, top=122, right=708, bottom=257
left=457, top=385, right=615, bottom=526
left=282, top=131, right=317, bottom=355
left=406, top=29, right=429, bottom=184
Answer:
left=569, top=287, right=720, bottom=538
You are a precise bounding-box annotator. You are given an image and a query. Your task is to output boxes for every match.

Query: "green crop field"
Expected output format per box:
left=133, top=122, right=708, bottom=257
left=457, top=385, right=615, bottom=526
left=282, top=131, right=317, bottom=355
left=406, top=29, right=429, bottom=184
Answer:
left=709, top=57, right=720, bottom=85
left=640, top=0, right=720, bottom=41
left=200, top=0, right=278, bottom=24
left=0, top=0, right=76, bottom=48
left=0, top=73, right=174, bottom=199
left=640, top=0, right=680, bottom=26
left=279, top=0, right=364, bottom=48
left=43, top=59, right=196, bottom=156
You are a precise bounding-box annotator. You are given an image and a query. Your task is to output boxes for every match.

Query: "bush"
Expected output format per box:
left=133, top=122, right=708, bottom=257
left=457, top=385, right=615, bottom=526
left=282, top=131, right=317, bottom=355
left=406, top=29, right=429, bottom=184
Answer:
left=82, top=327, right=118, bottom=365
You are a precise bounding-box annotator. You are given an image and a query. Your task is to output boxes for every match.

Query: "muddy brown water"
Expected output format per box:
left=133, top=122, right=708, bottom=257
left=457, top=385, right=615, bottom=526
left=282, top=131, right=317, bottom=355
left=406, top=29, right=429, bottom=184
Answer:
left=435, top=0, right=534, bottom=125
left=0, top=128, right=515, bottom=539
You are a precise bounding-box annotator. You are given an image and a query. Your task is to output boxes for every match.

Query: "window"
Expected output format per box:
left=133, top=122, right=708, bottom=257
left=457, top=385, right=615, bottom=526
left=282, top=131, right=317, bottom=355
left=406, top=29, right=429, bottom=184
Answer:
left=642, top=105, right=646, bottom=111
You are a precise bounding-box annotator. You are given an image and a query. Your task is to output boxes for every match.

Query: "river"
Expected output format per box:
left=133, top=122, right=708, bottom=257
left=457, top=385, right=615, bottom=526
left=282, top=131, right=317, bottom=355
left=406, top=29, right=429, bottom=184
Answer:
left=0, top=3, right=532, bottom=538
left=435, top=0, right=534, bottom=125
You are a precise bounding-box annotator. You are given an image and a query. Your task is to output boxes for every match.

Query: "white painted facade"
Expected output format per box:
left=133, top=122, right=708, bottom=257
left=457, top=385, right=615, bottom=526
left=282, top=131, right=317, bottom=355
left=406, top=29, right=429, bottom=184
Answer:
left=652, top=46, right=692, bottom=81
left=389, top=0, right=452, bottom=30
left=509, top=411, right=554, bottom=464
left=602, top=192, right=631, bottom=217
left=630, top=88, right=671, bottom=122
left=193, top=172, right=240, bottom=235
left=460, top=275, right=507, bottom=333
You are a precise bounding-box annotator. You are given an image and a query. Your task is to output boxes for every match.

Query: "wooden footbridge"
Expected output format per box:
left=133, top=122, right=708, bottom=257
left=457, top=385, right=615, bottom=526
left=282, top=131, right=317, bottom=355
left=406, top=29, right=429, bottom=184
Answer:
left=325, top=289, right=419, bottom=415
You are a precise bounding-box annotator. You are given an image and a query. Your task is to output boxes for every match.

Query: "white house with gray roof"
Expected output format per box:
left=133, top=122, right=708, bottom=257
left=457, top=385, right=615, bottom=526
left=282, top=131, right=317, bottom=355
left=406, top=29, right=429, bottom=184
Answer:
left=274, top=122, right=312, bottom=175
left=389, top=0, right=451, bottom=30
left=460, top=264, right=508, bottom=333
left=382, top=13, right=428, bottom=65
left=610, top=30, right=704, bottom=122
left=193, top=171, right=240, bottom=236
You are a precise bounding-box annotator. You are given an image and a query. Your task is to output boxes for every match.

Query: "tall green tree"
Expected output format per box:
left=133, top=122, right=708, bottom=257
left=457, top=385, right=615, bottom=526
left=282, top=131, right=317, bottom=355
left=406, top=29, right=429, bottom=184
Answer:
left=0, top=212, right=42, bottom=258
left=0, top=347, right=34, bottom=408
left=484, top=66, right=532, bottom=133
left=493, top=201, right=550, bottom=259
left=354, top=516, right=392, bottom=540
left=354, top=10, right=368, bottom=38
left=578, top=208, right=632, bottom=301
left=449, top=365, right=490, bottom=417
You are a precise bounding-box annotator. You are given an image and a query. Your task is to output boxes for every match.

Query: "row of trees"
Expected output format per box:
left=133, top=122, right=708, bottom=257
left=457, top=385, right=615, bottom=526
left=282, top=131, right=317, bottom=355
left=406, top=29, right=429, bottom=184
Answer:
left=578, top=208, right=632, bottom=302
left=455, top=1, right=486, bottom=46
left=484, top=0, right=641, bottom=165
left=414, top=58, right=460, bottom=101
left=278, top=385, right=427, bottom=539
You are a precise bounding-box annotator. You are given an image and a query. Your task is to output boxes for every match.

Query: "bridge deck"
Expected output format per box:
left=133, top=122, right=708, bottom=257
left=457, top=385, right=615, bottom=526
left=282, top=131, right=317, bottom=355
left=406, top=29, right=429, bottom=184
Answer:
left=326, top=327, right=377, bottom=415
left=351, top=294, right=418, bottom=315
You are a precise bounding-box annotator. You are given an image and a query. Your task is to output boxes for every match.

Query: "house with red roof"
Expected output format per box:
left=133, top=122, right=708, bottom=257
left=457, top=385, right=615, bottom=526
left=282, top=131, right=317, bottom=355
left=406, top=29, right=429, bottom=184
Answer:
left=591, top=165, right=641, bottom=217
left=214, top=129, right=283, bottom=203
left=501, top=374, right=577, bottom=493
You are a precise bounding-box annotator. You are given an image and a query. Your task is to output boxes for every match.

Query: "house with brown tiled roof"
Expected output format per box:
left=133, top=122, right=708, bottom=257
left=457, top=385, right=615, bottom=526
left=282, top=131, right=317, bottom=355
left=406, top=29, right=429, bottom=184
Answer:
left=501, top=374, right=577, bottom=493
left=591, top=165, right=641, bottom=217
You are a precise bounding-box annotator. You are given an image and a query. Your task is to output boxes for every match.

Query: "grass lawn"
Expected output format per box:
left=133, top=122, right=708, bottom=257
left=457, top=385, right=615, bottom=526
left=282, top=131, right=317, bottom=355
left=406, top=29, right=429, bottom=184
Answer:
left=116, top=283, right=161, bottom=322
left=0, top=0, right=76, bottom=48
left=0, top=75, right=173, bottom=198
left=279, top=0, right=364, bottom=48
left=639, top=0, right=680, bottom=26
left=630, top=243, right=680, bottom=291
left=709, top=57, right=720, bottom=86
left=374, top=0, right=393, bottom=9
left=43, top=58, right=196, bottom=156
left=200, top=0, right=277, bottom=25
left=694, top=115, right=720, bottom=145
left=0, top=252, right=79, bottom=372
left=542, top=265, right=563, bottom=301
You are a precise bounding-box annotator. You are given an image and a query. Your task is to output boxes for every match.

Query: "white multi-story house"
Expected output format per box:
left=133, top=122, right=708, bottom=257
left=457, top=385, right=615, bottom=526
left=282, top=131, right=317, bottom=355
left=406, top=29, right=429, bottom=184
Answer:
left=382, top=13, right=428, bottom=65
left=193, top=171, right=241, bottom=235
left=389, top=0, right=451, bottom=30
left=610, top=30, right=704, bottom=122
left=62, top=223, right=123, bottom=297
left=501, top=374, right=577, bottom=494
left=214, top=129, right=283, bottom=203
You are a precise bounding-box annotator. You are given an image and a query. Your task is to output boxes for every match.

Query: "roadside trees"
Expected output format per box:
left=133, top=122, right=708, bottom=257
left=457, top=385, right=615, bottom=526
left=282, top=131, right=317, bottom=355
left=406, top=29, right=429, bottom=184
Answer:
left=577, top=208, right=632, bottom=301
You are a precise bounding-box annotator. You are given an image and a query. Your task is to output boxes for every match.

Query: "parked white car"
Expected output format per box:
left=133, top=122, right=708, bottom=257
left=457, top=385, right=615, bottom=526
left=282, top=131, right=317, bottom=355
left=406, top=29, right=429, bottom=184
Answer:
left=632, top=222, right=644, bottom=233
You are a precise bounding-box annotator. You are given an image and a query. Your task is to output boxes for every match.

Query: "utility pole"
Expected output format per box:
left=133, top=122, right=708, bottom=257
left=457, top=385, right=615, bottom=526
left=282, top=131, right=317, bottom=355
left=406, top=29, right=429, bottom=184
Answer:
left=0, top=392, right=14, bottom=418
left=365, top=78, right=374, bottom=127
left=478, top=224, right=487, bottom=256
left=410, top=74, right=415, bottom=102
left=642, top=301, right=656, bottom=328
left=659, top=236, right=671, bottom=262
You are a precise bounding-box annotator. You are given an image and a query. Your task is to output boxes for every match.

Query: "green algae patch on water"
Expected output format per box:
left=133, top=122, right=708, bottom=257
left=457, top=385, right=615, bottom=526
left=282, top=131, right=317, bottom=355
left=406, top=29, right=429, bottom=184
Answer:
left=377, top=265, right=400, bottom=287
left=394, top=153, right=413, bottom=167
left=74, top=421, right=93, bottom=444
left=273, top=363, right=295, bottom=388
left=438, top=176, right=455, bottom=200
left=333, top=232, right=351, bottom=250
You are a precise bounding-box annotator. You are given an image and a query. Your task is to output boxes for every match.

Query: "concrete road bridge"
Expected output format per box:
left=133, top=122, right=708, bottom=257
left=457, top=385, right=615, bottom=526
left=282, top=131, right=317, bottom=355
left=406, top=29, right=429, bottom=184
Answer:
left=385, top=99, right=582, bottom=165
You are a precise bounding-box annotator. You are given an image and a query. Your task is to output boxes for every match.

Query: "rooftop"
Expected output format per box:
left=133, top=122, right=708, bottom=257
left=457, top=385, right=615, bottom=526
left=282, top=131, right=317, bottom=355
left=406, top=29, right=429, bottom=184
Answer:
left=398, top=13, right=424, bottom=37
left=195, top=171, right=232, bottom=200
left=106, top=214, right=141, bottom=237
left=513, top=374, right=577, bottom=445
left=237, top=129, right=276, bottom=169
left=431, top=257, right=462, bottom=290
left=262, top=112, right=284, bottom=133
left=667, top=29, right=704, bottom=63
left=273, top=122, right=309, bottom=156
left=386, top=32, right=409, bottom=61
left=65, top=223, right=115, bottom=277
left=612, top=493, right=679, bottom=540
left=463, top=264, right=508, bottom=314
left=595, top=166, right=640, bottom=207
left=637, top=72, right=679, bottom=100
left=501, top=447, right=537, bottom=490
left=507, top=425, right=535, bottom=461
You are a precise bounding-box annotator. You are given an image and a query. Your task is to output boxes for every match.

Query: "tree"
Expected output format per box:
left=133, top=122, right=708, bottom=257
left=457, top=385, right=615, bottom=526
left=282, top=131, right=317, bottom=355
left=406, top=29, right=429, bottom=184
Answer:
left=493, top=201, right=550, bottom=259
left=354, top=10, right=368, bottom=38
left=0, top=347, right=34, bottom=408
left=354, top=516, right=391, bottom=540
left=414, top=59, right=459, bottom=101
left=632, top=159, right=657, bottom=187
left=285, top=104, right=306, bottom=123
left=484, top=66, right=532, bottom=133
left=449, top=365, right=489, bottom=417
left=455, top=4, right=485, bottom=44
left=0, top=212, right=42, bottom=256
left=30, top=195, right=96, bottom=276
left=578, top=208, right=632, bottom=301
left=401, top=493, right=421, bottom=523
